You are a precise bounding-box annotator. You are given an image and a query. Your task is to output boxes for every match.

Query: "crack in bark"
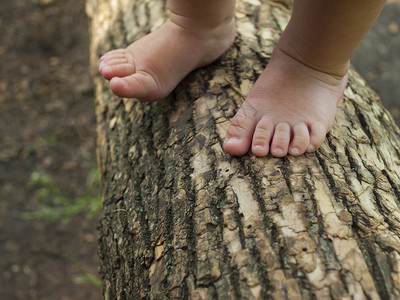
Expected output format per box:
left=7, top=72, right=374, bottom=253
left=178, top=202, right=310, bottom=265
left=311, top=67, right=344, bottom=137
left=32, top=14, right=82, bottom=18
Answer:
left=357, top=239, right=391, bottom=300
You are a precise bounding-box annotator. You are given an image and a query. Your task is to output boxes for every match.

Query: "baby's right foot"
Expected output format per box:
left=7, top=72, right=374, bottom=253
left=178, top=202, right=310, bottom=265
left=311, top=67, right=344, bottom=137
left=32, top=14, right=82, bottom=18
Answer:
left=99, top=18, right=235, bottom=101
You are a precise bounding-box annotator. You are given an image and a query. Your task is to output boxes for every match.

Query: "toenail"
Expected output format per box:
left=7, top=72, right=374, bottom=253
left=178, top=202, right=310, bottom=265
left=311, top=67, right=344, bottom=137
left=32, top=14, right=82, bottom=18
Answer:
left=291, top=147, right=299, bottom=155
left=273, top=148, right=283, bottom=156
left=225, top=137, right=240, bottom=144
left=307, top=144, right=315, bottom=152
left=253, top=145, right=264, bottom=152
left=119, top=78, right=129, bottom=89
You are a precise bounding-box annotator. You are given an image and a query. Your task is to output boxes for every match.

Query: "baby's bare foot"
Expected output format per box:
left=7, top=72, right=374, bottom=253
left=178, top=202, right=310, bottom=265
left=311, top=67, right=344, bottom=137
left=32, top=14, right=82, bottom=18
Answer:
left=223, top=47, right=348, bottom=157
left=99, top=19, right=235, bottom=101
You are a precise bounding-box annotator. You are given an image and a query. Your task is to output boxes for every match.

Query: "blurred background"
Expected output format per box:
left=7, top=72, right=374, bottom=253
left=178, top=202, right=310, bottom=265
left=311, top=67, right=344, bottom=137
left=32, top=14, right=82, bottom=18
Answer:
left=0, top=0, right=399, bottom=299
left=352, top=0, right=400, bottom=125
left=0, top=0, right=101, bottom=299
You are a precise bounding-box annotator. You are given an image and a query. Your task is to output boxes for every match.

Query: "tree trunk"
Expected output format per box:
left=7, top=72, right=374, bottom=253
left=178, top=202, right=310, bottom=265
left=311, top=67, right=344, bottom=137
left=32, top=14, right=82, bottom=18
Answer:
left=86, top=0, right=400, bottom=299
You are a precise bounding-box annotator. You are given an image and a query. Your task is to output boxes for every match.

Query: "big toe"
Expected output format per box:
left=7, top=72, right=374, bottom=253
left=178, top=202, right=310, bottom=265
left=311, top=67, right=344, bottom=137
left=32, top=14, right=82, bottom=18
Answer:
left=110, top=71, right=160, bottom=101
left=224, top=102, right=259, bottom=156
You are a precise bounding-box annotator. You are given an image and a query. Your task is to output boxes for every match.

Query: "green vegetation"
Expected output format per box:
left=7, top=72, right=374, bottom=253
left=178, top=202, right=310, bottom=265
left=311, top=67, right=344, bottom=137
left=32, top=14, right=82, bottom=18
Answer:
left=23, top=168, right=102, bottom=224
left=66, top=253, right=102, bottom=288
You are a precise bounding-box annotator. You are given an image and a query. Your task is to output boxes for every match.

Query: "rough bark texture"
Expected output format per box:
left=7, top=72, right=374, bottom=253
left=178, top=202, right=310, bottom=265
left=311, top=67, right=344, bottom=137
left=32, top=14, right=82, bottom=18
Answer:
left=86, top=0, right=400, bottom=299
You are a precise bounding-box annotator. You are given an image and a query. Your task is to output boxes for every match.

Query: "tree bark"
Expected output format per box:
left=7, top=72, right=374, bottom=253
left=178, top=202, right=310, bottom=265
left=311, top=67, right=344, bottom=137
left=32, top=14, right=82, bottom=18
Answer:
left=86, top=0, right=400, bottom=299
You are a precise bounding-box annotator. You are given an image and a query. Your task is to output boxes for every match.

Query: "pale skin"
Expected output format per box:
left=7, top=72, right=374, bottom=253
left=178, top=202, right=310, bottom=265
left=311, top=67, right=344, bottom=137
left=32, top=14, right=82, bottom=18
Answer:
left=99, top=0, right=386, bottom=157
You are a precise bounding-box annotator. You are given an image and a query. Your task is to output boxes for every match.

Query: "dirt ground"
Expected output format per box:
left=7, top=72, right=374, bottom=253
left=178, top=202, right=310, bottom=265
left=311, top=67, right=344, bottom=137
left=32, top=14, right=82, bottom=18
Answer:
left=0, top=0, right=399, bottom=299
left=0, top=0, right=100, bottom=299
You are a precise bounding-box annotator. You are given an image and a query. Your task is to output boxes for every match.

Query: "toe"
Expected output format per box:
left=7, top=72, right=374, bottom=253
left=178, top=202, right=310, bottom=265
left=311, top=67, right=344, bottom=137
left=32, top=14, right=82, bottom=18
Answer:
left=100, top=49, right=134, bottom=70
left=307, top=123, right=327, bottom=152
left=110, top=71, right=160, bottom=101
left=270, top=122, right=291, bottom=157
left=100, top=58, right=129, bottom=72
left=100, top=49, right=127, bottom=61
left=251, top=116, right=274, bottom=157
left=101, top=54, right=127, bottom=65
left=99, top=54, right=127, bottom=68
left=288, top=122, right=310, bottom=156
left=101, top=63, right=136, bottom=80
left=224, top=102, right=259, bottom=156
left=99, top=56, right=126, bottom=73
left=99, top=51, right=135, bottom=78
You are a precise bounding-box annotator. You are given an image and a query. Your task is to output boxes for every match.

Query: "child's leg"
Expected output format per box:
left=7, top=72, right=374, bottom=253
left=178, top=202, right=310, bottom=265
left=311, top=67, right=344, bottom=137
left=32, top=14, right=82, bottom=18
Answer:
left=99, top=0, right=236, bottom=101
left=224, top=0, right=386, bottom=157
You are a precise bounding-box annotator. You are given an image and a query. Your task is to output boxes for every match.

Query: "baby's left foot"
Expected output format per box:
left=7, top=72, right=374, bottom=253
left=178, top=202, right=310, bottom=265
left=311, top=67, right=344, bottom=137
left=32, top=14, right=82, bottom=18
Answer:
left=223, top=47, right=348, bottom=157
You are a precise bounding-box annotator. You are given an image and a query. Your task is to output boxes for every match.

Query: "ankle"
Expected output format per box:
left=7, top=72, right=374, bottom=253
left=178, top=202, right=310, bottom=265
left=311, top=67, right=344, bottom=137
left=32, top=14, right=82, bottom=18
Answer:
left=269, top=45, right=349, bottom=92
left=166, top=15, right=236, bottom=60
left=146, top=18, right=235, bottom=70
left=169, top=14, right=236, bottom=39
left=169, top=0, right=236, bottom=31
left=169, top=14, right=236, bottom=35
left=276, top=35, right=350, bottom=78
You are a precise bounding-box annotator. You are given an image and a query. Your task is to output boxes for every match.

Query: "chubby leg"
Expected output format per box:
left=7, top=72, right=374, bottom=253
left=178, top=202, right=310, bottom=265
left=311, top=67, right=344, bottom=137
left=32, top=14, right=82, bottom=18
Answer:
left=99, top=0, right=236, bottom=101
left=224, top=0, right=386, bottom=157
